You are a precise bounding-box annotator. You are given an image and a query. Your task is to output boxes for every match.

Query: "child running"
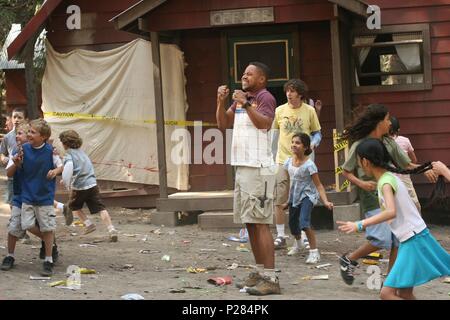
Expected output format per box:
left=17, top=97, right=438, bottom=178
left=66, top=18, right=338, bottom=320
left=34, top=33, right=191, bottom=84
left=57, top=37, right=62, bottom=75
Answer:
left=337, top=138, right=449, bottom=300
left=5, top=119, right=63, bottom=276
left=284, top=133, right=333, bottom=263
left=59, top=130, right=118, bottom=242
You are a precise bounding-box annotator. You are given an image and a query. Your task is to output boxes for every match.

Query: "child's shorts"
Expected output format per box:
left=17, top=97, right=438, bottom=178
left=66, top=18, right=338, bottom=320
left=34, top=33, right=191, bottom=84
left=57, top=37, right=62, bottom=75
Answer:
left=21, top=204, right=56, bottom=232
left=69, top=186, right=106, bottom=214
left=365, top=208, right=399, bottom=249
left=7, top=206, right=26, bottom=238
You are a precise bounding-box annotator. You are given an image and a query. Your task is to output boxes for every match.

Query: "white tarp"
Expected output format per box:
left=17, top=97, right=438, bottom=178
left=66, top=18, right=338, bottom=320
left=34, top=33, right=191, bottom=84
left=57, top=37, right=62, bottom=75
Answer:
left=42, top=39, right=189, bottom=190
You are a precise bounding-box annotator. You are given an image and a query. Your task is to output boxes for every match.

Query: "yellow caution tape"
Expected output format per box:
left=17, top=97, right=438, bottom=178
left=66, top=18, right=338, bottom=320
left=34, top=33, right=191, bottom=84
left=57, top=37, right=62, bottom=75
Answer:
left=339, top=180, right=350, bottom=191
left=44, top=112, right=217, bottom=127
left=333, top=140, right=348, bottom=152
left=335, top=166, right=344, bottom=175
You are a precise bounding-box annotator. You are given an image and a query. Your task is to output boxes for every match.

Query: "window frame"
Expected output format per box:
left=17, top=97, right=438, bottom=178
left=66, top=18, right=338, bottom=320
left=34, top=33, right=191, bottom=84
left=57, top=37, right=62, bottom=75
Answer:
left=351, top=23, right=432, bottom=93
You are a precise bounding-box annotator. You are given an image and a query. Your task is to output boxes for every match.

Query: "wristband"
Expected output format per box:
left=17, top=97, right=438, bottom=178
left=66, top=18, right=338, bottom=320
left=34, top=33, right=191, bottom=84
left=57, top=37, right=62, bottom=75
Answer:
left=356, top=220, right=364, bottom=232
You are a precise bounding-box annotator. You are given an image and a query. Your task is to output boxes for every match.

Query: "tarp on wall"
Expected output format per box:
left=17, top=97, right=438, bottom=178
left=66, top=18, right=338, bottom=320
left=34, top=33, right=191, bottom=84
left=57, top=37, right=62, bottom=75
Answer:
left=42, top=39, right=189, bottom=190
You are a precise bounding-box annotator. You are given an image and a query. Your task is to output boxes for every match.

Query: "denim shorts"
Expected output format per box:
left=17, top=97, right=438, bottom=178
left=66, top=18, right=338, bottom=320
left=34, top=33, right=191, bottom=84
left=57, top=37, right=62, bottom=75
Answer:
left=288, top=197, right=314, bottom=236
left=365, top=208, right=399, bottom=249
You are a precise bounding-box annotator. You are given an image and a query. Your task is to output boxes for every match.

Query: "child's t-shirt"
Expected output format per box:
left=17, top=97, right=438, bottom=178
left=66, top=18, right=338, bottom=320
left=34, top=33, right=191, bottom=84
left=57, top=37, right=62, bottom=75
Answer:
left=284, top=157, right=319, bottom=206
left=377, top=172, right=426, bottom=242
left=63, top=148, right=97, bottom=190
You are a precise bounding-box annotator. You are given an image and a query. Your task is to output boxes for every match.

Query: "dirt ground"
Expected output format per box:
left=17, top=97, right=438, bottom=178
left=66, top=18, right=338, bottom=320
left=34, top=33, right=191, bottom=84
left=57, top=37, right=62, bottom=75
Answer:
left=0, top=173, right=449, bottom=301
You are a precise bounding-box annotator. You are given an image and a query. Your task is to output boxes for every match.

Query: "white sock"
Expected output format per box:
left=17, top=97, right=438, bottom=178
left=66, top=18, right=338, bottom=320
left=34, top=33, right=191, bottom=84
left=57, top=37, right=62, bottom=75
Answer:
left=263, top=269, right=277, bottom=282
left=276, top=224, right=285, bottom=238
left=301, top=231, right=307, bottom=241
left=309, top=248, right=319, bottom=254
left=84, top=219, right=93, bottom=227
left=107, top=225, right=116, bottom=232
left=256, top=264, right=264, bottom=274
left=56, top=202, right=64, bottom=210
left=7, top=253, right=14, bottom=258
left=295, top=238, right=302, bottom=248
left=44, top=256, right=53, bottom=263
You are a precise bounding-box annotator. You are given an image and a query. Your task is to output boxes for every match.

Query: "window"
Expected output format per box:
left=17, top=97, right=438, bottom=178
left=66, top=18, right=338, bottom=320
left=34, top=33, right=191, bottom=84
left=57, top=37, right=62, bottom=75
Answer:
left=233, top=39, right=290, bottom=84
left=351, top=24, right=431, bottom=93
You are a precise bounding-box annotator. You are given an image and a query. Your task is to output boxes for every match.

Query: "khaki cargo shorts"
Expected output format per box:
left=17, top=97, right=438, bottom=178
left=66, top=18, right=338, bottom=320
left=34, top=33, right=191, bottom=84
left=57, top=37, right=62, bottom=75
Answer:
left=21, top=204, right=56, bottom=232
left=7, top=206, right=26, bottom=238
left=274, top=164, right=289, bottom=206
left=233, top=166, right=276, bottom=225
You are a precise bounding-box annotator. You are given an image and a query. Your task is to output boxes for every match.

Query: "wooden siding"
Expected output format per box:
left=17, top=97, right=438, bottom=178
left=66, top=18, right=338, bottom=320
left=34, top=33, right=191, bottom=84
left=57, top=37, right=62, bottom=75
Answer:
left=352, top=0, right=450, bottom=196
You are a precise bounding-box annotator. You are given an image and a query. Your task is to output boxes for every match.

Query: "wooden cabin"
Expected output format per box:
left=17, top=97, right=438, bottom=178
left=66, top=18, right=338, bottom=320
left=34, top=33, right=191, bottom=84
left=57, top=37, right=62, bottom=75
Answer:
left=5, top=0, right=450, bottom=225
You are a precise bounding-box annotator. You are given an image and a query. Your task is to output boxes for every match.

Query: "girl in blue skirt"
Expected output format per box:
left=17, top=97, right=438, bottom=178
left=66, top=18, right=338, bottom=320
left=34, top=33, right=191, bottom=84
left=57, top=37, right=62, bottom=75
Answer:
left=337, top=138, right=450, bottom=300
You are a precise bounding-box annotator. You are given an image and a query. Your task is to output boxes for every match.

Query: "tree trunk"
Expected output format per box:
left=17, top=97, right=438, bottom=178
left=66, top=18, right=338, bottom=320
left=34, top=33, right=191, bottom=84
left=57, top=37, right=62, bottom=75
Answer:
left=23, top=32, right=41, bottom=120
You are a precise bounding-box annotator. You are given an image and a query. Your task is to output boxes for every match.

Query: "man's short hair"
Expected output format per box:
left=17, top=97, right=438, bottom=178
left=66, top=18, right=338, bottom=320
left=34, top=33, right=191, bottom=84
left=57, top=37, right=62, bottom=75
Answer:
left=283, top=79, right=308, bottom=97
left=249, top=61, right=271, bottom=80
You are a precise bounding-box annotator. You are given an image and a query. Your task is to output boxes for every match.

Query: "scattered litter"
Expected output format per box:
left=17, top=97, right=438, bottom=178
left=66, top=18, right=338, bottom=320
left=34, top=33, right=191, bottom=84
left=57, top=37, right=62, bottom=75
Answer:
left=239, top=287, right=249, bottom=293
left=182, top=240, right=191, bottom=244
left=200, top=249, right=217, bottom=252
left=364, top=252, right=383, bottom=260
left=49, top=279, right=81, bottom=290
left=123, top=264, right=134, bottom=270
left=123, top=234, right=138, bottom=238
left=227, top=236, right=247, bottom=243
left=443, top=277, right=450, bottom=283
left=222, top=243, right=231, bottom=247
left=31, top=246, right=39, bottom=249
left=334, top=238, right=342, bottom=243
left=227, top=263, right=239, bottom=270
left=79, top=244, right=97, bottom=248
left=121, top=293, right=145, bottom=300
left=140, top=235, right=149, bottom=242
left=161, top=255, right=171, bottom=262
left=362, top=259, right=379, bottom=265
left=301, top=275, right=329, bottom=280
left=236, top=244, right=250, bottom=252
left=139, top=249, right=161, bottom=254
left=79, top=268, right=96, bottom=274
left=315, top=263, right=332, bottom=269
left=0, top=246, right=5, bottom=250
left=321, top=251, right=337, bottom=255
left=239, top=228, right=249, bottom=242
left=152, top=229, right=162, bottom=235
left=30, top=276, right=51, bottom=280
left=169, top=289, right=186, bottom=293
left=168, top=231, right=176, bottom=235
left=70, top=233, right=78, bottom=236
left=207, top=276, right=232, bottom=286
left=187, top=267, right=207, bottom=273
left=72, top=221, right=84, bottom=227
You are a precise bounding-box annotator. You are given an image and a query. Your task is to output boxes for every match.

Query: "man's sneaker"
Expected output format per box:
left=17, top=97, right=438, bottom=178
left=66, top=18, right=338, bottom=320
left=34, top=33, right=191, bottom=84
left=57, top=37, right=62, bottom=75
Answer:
left=246, top=276, right=281, bottom=296
left=39, top=243, right=59, bottom=263
left=83, top=224, right=97, bottom=235
left=109, top=229, right=118, bottom=242
left=301, top=232, right=310, bottom=250
left=287, top=245, right=301, bottom=256
left=41, top=261, right=53, bottom=277
left=306, top=249, right=321, bottom=264
left=274, top=236, right=287, bottom=250
left=62, top=204, right=73, bottom=226
left=235, top=272, right=264, bottom=289
left=1, top=256, right=15, bottom=271
left=339, top=254, right=358, bottom=285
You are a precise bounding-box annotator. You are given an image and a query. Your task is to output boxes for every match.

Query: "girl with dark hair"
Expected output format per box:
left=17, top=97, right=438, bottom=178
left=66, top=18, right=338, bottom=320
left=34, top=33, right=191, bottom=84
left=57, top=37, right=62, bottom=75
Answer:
left=283, top=133, right=333, bottom=263
left=337, top=138, right=449, bottom=300
left=339, top=103, right=437, bottom=286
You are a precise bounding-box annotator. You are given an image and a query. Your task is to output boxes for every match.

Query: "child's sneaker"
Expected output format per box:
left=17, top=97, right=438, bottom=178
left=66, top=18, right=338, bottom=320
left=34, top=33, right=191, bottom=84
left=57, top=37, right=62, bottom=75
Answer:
left=246, top=276, right=281, bottom=296
left=339, top=254, right=358, bottom=285
left=1, top=256, right=15, bottom=271
left=109, top=229, right=118, bottom=242
left=274, top=236, right=287, bottom=250
left=306, top=249, right=321, bottom=264
left=301, top=231, right=310, bottom=250
left=41, top=261, right=53, bottom=276
left=62, top=204, right=73, bottom=226
left=235, top=271, right=264, bottom=289
left=39, top=242, right=59, bottom=262
left=287, top=245, right=301, bottom=256
left=83, top=224, right=97, bottom=235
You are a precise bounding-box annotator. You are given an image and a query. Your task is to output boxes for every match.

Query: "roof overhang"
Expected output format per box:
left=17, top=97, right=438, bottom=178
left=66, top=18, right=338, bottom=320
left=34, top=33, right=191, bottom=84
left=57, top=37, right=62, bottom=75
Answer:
left=109, top=0, right=167, bottom=34
left=328, top=0, right=369, bottom=18
left=6, top=0, right=62, bottom=61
